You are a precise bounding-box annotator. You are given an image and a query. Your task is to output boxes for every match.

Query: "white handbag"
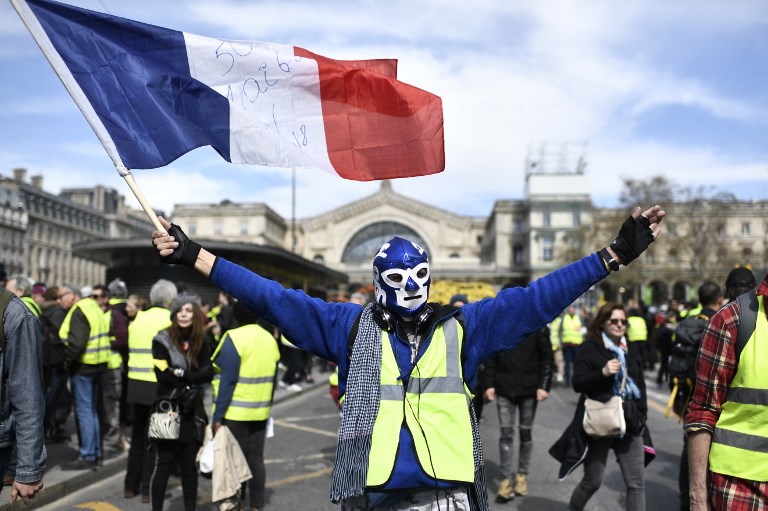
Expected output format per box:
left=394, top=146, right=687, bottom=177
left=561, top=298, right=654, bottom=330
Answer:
left=582, top=369, right=627, bottom=438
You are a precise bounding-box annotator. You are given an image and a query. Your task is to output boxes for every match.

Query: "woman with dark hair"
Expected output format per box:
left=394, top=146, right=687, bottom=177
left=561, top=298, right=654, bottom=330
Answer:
left=566, top=302, right=647, bottom=511
left=149, top=294, right=213, bottom=511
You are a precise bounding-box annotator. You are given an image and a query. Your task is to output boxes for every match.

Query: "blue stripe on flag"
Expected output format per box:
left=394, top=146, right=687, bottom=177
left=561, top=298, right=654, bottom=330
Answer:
left=27, top=0, right=230, bottom=169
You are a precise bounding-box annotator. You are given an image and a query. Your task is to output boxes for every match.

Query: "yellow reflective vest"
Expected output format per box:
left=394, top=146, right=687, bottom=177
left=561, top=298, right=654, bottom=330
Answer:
left=627, top=316, right=648, bottom=342
left=366, top=318, right=475, bottom=486
left=211, top=324, right=280, bottom=421
left=20, top=296, right=41, bottom=318
left=709, top=295, right=768, bottom=480
left=59, top=298, right=110, bottom=366
left=127, top=307, right=171, bottom=382
left=104, top=310, right=123, bottom=370
left=559, top=313, right=584, bottom=346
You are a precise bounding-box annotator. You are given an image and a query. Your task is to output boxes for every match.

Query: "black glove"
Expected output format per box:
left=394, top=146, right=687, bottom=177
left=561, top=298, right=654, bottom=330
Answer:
left=610, top=214, right=655, bottom=265
left=159, top=223, right=201, bottom=267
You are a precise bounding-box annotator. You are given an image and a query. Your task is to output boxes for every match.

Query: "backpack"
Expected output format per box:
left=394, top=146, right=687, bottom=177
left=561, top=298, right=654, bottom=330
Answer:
left=666, top=290, right=760, bottom=419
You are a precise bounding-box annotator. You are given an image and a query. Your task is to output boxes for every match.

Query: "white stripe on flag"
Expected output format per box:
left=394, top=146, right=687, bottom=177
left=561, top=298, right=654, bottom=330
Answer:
left=183, top=33, right=336, bottom=175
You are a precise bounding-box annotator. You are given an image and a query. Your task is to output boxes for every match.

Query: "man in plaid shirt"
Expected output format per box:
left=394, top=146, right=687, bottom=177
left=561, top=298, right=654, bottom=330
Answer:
left=685, top=271, right=767, bottom=511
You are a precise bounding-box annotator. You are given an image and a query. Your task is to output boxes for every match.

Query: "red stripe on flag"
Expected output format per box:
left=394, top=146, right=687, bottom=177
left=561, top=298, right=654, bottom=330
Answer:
left=295, top=47, right=444, bottom=181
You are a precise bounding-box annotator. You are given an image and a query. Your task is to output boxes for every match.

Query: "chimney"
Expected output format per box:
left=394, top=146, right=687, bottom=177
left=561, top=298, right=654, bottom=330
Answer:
left=12, top=168, right=27, bottom=183
left=30, top=175, right=44, bottom=189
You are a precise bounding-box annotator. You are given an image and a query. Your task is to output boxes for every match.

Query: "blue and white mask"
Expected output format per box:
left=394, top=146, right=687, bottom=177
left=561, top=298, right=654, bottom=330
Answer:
left=373, top=236, right=430, bottom=318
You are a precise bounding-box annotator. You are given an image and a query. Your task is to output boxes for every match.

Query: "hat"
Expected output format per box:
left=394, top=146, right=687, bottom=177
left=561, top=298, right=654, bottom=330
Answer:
left=170, top=293, right=202, bottom=318
left=233, top=301, right=258, bottom=326
left=449, top=293, right=469, bottom=306
left=725, top=266, right=756, bottom=289
left=31, top=283, right=47, bottom=295
left=80, top=286, right=92, bottom=298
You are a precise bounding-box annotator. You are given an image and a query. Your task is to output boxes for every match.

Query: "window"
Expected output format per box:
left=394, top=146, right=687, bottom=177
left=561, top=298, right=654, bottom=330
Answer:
left=542, top=212, right=551, bottom=228
left=341, top=222, right=428, bottom=264
left=188, top=223, right=196, bottom=236
left=572, top=210, right=580, bottom=227
left=214, top=221, right=222, bottom=236
left=513, top=218, right=523, bottom=233
left=742, top=222, right=750, bottom=237
left=449, top=252, right=460, bottom=258
left=513, top=245, right=524, bottom=266
left=240, top=220, right=248, bottom=235
left=717, top=224, right=726, bottom=237
left=542, top=236, right=553, bottom=261
left=668, top=250, right=678, bottom=263
left=743, top=246, right=753, bottom=263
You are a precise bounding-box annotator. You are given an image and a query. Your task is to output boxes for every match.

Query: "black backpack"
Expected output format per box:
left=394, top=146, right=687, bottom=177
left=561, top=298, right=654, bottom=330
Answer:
left=668, top=310, right=713, bottom=382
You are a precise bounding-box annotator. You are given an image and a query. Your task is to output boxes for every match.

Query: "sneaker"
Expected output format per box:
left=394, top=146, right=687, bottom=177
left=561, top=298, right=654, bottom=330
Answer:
left=118, top=435, right=131, bottom=451
left=286, top=383, right=302, bottom=392
left=278, top=380, right=288, bottom=389
left=514, top=473, right=528, bottom=496
left=61, top=458, right=97, bottom=471
left=495, top=478, right=514, bottom=502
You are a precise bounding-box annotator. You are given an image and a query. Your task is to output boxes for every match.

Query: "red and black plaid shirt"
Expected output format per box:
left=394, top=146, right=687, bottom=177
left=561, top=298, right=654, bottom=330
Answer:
left=684, top=274, right=768, bottom=510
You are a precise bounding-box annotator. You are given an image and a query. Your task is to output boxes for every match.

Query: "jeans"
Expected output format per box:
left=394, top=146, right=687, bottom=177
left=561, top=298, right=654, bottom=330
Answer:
left=125, top=403, right=153, bottom=495
left=70, top=372, right=102, bottom=461
left=44, top=367, right=68, bottom=438
left=496, top=395, right=537, bottom=479
left=150, top=439, right=199, bottom=511
left=226, top=419, right=267, bottom=509
left=563, top=344, right=579, bottom=386
left=568, top=431, right=645, bottom=511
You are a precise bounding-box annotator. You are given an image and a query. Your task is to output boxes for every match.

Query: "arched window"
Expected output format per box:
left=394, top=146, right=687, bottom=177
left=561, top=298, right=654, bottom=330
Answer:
left=341, top=222, right=429, bottom=264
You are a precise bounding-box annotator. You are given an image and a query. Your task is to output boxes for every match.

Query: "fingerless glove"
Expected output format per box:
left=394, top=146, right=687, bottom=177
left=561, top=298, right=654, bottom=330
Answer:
left=159, top=223, right=201, bottom=267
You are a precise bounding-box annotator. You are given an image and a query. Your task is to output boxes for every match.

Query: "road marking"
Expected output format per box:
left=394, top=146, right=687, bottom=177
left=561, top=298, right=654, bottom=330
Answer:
left=75, top=502, right=121, bottom=511
left=265, top=466, right=334, bottom=488
left=279, top=413, right=341, bottom=422
left=272, top=419, right=338, bottom=438
left=265, top=452, right=328, bottom=465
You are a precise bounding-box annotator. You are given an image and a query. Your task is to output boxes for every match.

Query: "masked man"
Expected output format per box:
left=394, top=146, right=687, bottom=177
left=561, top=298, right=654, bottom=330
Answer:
left=152, top=205, right=664, bottom=510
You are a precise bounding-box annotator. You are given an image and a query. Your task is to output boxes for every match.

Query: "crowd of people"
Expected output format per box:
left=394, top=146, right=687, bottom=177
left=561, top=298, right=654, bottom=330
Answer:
left=0, top=201, right=766, bottom=510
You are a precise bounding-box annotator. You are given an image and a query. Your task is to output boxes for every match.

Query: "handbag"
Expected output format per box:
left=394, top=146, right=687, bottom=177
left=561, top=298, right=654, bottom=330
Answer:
left=582, top=367, right=627, bottom=438
left=148, top=398, right=181, bottom=440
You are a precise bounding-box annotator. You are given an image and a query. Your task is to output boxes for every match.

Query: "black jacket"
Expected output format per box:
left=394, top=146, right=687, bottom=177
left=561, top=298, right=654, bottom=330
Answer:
left=572, top=336, right=647, bottom=422
left=483, top=326, right=554, bottom=398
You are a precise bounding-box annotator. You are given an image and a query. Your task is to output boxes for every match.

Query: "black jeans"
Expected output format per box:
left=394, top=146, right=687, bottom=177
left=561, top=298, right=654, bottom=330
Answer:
left=226, top=419, right=268, bottom=509
left=150, top=439, right=199, bottom=511
left=125, top=403, right=153, bottom=495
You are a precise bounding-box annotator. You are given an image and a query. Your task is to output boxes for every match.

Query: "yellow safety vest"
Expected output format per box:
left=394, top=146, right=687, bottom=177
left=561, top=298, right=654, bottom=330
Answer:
left=104, top=310, right=122, bottom=370
left=20, top=296, right=41, bottom=318
left=366, top=318, right=475, bottom=486
left=550, top=317, right=562, bottom=350
left=559, top=313, right=584, bottom=345
left=211, top=324, right=280, bottom=421
left=709, top=295, right=768, bottom=480
left=627, top=316, right=648, bottom=342
left=59, top=298, right=110, bottom=366
left=127, top=307, right=171, bottom=382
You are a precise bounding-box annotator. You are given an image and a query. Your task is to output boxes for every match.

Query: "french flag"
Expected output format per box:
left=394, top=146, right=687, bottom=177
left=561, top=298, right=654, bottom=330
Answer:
left=11, top=0, right=445, bottom=181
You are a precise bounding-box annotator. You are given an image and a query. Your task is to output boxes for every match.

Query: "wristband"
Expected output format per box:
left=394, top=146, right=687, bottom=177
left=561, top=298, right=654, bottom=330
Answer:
left=599, top=248, right=620, bottom=272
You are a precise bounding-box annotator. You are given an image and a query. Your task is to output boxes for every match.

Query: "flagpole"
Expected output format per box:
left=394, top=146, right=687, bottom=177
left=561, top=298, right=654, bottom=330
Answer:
left=119, top=169, right=165, bottom=232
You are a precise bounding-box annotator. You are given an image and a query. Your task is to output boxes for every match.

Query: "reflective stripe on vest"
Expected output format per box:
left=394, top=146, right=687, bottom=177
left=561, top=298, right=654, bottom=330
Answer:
left=127, top=307, right=171, bottom=382
left=59, top=298, right=110, bottom=366
left=560, top=314, right=584, bottom=345
left=211, top=324, right=280, bottom=421
left=627, top=316, right=648, bottom=342
left=104, top=310, right=122, bottom=370
left=20, top=296, right=41, bottom=318
left=367, top=318, right=475, bottom=486
left=710, top=295, right=768, bottom=481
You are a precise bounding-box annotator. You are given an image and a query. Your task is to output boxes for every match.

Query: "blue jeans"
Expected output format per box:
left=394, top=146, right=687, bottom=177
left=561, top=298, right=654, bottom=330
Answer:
left=563, top=344, right=579, bottom=386
left=71, top=373, right=102, bottom=461
left=496, top=395, right=537, bottom=479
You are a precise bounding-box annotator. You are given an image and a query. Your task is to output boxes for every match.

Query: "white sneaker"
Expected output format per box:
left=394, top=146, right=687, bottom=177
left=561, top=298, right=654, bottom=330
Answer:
left=286, top=383, right=303, bottom=392
left=278, top=381, right=288, bottom=389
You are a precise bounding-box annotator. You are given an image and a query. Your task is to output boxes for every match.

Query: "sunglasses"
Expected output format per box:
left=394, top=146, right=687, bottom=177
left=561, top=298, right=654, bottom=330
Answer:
left=608, top=318, right=628, bottom=326
left=91, top=294, right=104, bottom=299
left=57, top=290, right=73, bottom=299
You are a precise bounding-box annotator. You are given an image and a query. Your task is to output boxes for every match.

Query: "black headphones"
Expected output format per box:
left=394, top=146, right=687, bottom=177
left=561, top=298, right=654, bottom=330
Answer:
left=372, top=303, right=433, bottom=333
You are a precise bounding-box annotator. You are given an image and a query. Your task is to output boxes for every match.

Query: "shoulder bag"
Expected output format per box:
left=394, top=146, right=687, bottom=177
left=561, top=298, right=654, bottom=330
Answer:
left=148, top=393, right=181, bottom=440
left=583, top=367, right=627, bottom=438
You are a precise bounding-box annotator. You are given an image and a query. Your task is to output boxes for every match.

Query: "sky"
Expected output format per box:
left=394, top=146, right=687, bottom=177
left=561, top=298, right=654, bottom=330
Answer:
left=1, top=0, right=767, bottom=221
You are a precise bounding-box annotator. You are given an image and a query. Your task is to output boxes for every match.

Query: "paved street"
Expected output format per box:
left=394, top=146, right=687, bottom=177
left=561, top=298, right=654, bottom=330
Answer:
left=21, top=370, right=685, bottom=511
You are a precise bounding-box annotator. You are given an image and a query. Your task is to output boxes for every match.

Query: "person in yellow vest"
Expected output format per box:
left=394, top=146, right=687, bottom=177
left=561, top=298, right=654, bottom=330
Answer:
left=685, top=269, right=763, bottom=511
left=151, top=204, right=665, bottom=510
left=123, top=279, right=177, bottom=502
left=550, top=316, right=565, bottom=385
left=57, top=284, right=110, bottom=470
left=558, top=304, right=586, bottom=386
left=626, top=306, right=651, bottom=370
left=211, top=302, right=280, bottom=511
left=5, top=275, right=41, bottom=318
left=92, top=284, right=130, bottom=452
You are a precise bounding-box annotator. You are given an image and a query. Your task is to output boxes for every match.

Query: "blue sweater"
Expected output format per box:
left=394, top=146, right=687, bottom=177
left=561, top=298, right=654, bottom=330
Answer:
left=210, top=253, right=608, bottom=490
